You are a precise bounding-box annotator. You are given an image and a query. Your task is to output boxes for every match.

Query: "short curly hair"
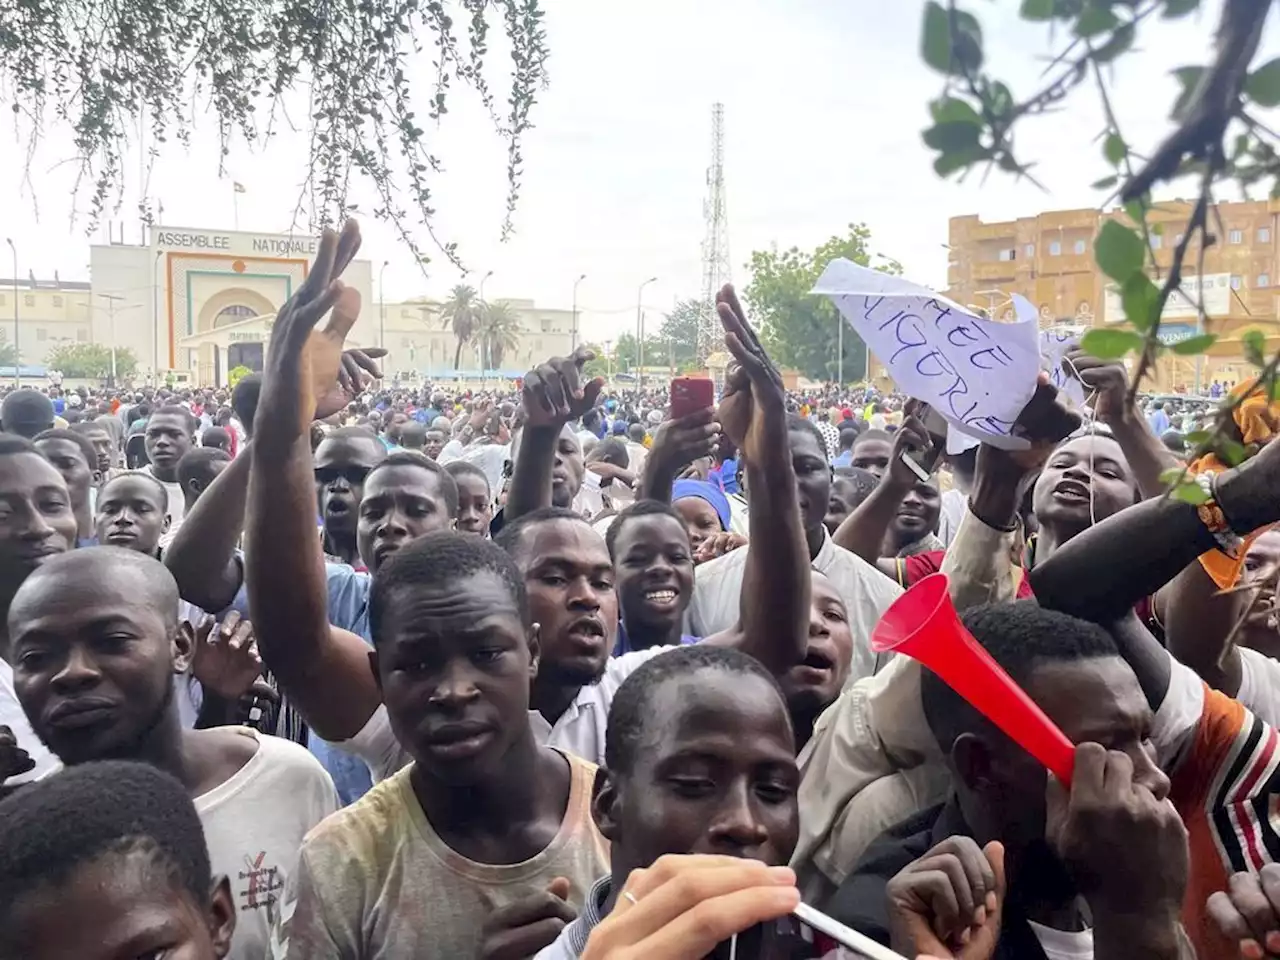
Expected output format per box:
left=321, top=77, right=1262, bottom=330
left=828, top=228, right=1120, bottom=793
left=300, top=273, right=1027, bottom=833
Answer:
left=0, top=761, right=211, bottom=937
left=604, top=645, right=790, bottom=776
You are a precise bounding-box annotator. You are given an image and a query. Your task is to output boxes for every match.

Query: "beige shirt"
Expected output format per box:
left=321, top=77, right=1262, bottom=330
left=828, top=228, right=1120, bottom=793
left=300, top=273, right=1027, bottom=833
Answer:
left=273, top=750, right=611, bottom=959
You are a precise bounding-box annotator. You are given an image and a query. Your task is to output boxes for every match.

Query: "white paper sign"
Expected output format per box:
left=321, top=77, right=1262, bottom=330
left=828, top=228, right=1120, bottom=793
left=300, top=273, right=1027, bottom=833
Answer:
left=1039, top=326, right=1085, bottom=408
left=812, top=260, right=1041, bottom=450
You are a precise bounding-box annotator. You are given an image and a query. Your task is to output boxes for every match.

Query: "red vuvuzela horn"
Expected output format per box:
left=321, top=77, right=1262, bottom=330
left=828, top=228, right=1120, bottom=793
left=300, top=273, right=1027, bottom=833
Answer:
left=872, top=573, right=1075, bottom=784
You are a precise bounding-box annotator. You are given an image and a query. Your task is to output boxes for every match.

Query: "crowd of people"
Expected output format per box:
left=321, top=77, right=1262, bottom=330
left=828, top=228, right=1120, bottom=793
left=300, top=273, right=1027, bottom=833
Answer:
left=3, top=220, right=1280, bottom=960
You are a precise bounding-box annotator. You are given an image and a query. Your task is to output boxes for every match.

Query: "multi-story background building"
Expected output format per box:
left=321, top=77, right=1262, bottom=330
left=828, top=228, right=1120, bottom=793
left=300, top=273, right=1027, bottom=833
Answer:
left=0, top=275, right=93, bottom=369
left=1, top=225, right=575, bottom=387
left=944, top=198, right=1280, bottom=392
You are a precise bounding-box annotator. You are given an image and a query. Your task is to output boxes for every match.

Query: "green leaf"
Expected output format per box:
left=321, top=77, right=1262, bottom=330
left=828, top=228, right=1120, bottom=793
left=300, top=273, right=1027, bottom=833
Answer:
left=1218, top=439, right=1248, bottom=467
left=921, top=2, right=953, bottom=74
left=1123, top=198, right=1146, bottom=225
left=1184, top=430, right=1211, bottom=446
left=931, top=97, right=983, bottom=126
left=1091, top=174, right=1119, bottom=190
left=1171, top=66, right=1205, bottom=120
left=923, top=121, right=983, bottom=151
left=1081, top=327, right=1144, bottom=359
left=1076, top=3, right=1119, bottom=37
left=1159, top=466, right=1189, bottom=486
left=1093, top=22, right=1135, bottom=63
left=1162, top=0, right=1199, bottom=17
left=1244, top=329, right=1267, bottom=365
left=1020, top=0, right=1055, bottom=19
left=1094, top=220, right=1146, bottom=282
left=933, top=147, right=987, bottom=177
left=1121, top=273, right=1160, bottom=331
left=1170, top=333, right=1217, bottom=354
left=1246, top=57, right=1280, bottom=108
left=1170, top=480, right=1211, bottom=505
left=1104, top=133, right=1127, bottom=166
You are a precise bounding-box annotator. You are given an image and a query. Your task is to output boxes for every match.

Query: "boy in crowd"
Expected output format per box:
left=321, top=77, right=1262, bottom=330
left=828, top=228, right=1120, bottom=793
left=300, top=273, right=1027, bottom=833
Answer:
left=0, top=760, right=237, bottom=960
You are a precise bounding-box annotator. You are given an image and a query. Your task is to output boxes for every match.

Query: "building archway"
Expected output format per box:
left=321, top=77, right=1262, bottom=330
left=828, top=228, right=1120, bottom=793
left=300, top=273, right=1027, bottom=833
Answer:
left=194, top=288, right=276, bottom=386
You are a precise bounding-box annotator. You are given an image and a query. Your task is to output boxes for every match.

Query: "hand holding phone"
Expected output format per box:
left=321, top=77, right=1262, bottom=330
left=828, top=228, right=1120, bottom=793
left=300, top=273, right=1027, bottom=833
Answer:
left=671, top=376, right=715, bottom=419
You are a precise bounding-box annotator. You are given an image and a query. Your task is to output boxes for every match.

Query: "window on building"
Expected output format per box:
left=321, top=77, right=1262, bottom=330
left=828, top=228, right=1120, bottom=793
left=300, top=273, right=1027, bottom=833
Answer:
left=1229, top=229, right=1244, bottom=244
left=1151, top=234, right=1163, bottom=250
left=1231, top=275, right=1243, bottom=290
left=51, top=295, right=63, bottom=307
left=1259, top=274, right=1271, bottom=288
left=22, top=295, right=34, bottom=308
left=1073, top=239, right=1086, bottom=254
left=1260, top=227, right=1272, bottom=243
left=76, top=328, right=88, bottom=342
left=1049, top=240, right=1061, bottom=256
left=1024, top=243, right=1035, bottom=257
left=997, top=248, right=1016, bottom=262
left=35, top=328, right=47, bottom=342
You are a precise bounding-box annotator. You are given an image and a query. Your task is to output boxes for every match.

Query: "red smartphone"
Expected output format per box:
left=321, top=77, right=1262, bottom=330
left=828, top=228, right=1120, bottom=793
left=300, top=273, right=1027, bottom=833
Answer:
left=670, top=376, right=715, bottom=419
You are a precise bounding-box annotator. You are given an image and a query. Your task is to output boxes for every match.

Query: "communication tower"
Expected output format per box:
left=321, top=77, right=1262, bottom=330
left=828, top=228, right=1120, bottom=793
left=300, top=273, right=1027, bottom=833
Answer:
left=699, top=103, right=731, bottom=363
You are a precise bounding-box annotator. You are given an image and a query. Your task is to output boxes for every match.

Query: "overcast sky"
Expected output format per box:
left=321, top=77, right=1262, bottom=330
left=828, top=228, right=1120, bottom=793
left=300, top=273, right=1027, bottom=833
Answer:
left=3, top=0, right=1276, bottom=343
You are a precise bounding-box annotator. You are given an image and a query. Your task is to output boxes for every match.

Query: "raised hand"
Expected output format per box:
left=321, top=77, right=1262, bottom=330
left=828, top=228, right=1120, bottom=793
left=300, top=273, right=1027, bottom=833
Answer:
left=521, top=347, right=605, bottom=429
left=188, top=611, right=264, bottom=702
left=1063, top=347, right=1129, bottom=425
left=259, top=221, right=364, bottom=445
left=885, top=411, right=934, bottom=492
left=886, top=836, right=1005, bottom=960
left=714, top=284, right=785, bottom=464
left=646, top=409, right=720, bottom=484
left=315, top=347, right=388, bottom=422
left=478, top=877, right=577, bottom=960
left=693, top=531, right=748, bottom=565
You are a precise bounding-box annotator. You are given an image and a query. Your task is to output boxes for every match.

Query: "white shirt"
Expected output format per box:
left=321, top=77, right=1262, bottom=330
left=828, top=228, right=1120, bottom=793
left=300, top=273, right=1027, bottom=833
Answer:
left=197, top=729, right=339, bottom=960
left=143, top=464, right=186, bottom=526
left=1028, top=921, right=1094, bottom=960
left=687, top=529, right=902, bottom=683
left=0, top=659, right=58, bottom=784
left=344, top=648, right=670, bottom=780
left=1236, top=646, right=1280, bottom=727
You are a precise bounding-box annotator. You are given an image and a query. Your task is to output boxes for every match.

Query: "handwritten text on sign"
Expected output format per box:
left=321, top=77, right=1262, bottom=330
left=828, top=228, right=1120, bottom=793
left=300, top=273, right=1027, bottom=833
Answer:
left=813, top=260, right=1040, bottom=449
left=1040, top=327, right=1085, bottom=407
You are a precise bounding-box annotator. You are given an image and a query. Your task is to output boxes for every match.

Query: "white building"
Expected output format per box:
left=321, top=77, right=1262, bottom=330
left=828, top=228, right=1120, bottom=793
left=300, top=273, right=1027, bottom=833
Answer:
left=82, top=224, right=575, bottom=386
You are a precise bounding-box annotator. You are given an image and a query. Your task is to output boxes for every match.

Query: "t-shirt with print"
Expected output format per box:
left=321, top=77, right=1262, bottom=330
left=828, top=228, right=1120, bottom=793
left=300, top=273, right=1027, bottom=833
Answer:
left=198, top=728, right=339, bottom=960
left=1235, top=645, right=1280, bottom=728
left=272, top=750, right=611, bottom=959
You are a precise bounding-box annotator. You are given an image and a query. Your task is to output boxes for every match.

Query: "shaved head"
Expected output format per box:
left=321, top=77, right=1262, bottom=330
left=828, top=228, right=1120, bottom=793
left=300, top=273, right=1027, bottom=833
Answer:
left=10, top=547, right=180, bottom=632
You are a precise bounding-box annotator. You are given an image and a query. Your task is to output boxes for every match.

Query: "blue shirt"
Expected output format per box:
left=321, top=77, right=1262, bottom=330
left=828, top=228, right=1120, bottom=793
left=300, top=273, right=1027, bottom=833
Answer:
left=612, top=622, right=699, bottom=656
left=832, top=450, right=853, bottom=469
left=220, top=563, right=374, bottom=805
left=1148, top=409, right=1171, bottom=435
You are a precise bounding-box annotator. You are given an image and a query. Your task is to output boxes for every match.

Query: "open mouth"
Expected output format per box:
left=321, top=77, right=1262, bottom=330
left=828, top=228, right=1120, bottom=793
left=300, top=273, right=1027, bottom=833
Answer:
left=565, top=617, right=606, bottom=642
left=1052, top=479, right=1091, bottom=504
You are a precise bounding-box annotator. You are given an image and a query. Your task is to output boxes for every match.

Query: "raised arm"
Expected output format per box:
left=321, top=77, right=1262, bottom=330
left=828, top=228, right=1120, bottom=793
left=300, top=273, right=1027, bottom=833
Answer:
left=1067, top=349, right=1179, bottom=500
left=831, top=416, right=932, bottom=575
left=638, top=409, right=719, bottom=503
left=705, top=284, right=808, bottom=674
left=246, top=222, right=382, bottom=741
left=164, top=446, right=251, bottom=612
left=504, top=348, right=603, bottom=522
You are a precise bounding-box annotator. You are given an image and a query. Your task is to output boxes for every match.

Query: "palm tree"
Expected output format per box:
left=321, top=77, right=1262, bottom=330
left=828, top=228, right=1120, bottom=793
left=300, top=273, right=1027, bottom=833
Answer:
left=439, top=284, right=484, bottom=370
left=476, top=300, right=523, bottom=371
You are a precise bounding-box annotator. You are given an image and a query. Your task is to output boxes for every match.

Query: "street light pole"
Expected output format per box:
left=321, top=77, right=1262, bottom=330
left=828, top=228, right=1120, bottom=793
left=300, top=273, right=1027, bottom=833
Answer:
left=571, top=273, right=586, bottom=353
left=478, top=270, right=494, bottom=374
left=837, top=313, right=844, bottom=386
left=98, top=294, right=125, bottom=387
left=636, top=276, right=657, bottom=390
left=152, top=250, right=163, bottom=385
left=378, top=260, right=389, bottom=352
left=5, top=238, right=18, bottom=385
